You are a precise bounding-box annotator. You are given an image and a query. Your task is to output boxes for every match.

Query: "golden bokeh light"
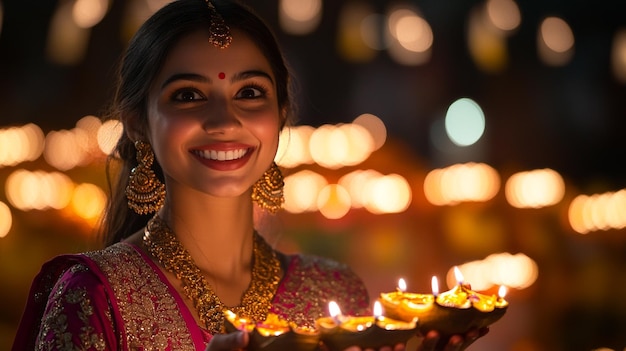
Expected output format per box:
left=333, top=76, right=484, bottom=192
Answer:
left=275, top=126, right=314, bottom=168
left=611, top=28, right=626, bottom=83
left=352, top=113, right=387, bottom=151
left=0, top=124, right=45, bottom=167
left=538, top=16, right=574, bottom=66
left=338, top=169, right=383, bottom=208
left=468, top=6, right=508, bottom=73
left=449, top=252, right=538, bottom=291
left=71, top=183, right=107, bottom=225
left=0, top=201, right=12, bottom=238
left=485, top=0, right=521, bottom=32
left=5, top=170, right=74, bottom=211
left=279, top=0, right=322, bottom=35
left=44, top=129, right=89, bottom=170
left=363, top=174, right=412, bottom=214
left=72, top=0, right=109, bottom=29
left=505, top=169, right=565, bottom=208
left=317, top=184, right=351, bottom=219
left=568, top=189, right=626, bottom=234
left=97, top=119, right=124, bottom=155
left=424, top=163, right=500, bottom=205
left=47, top=1, right=90, bottom=65
left=337, top=2, right=378, bottom=62
left=283, top=170, right=328, bottom=213
left=386, top=6, right=433, bottom=65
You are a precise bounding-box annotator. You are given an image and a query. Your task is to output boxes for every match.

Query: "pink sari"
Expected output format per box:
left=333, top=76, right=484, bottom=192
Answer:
left=12, top=242, right=370, bottom=351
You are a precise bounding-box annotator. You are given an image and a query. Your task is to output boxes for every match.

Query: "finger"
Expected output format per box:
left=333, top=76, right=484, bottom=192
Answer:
left=444, top=335, right=463, bottom=351
left=394, top=343, right=407, bottom=351
left=417, top=330, right=440, bottom=351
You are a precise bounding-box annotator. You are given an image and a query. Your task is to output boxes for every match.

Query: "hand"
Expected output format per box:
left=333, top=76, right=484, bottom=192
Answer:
left=205, top=331, right=249, bottom=351
left=416, top=328, right=489, bottom=351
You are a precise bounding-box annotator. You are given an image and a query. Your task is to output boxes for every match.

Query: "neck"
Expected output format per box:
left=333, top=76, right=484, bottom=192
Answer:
left=158, top=188, right=256, bottom=278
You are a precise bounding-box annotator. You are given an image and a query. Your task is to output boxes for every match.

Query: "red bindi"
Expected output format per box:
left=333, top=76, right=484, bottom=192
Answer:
left=218, top=72, right=226, bottom=80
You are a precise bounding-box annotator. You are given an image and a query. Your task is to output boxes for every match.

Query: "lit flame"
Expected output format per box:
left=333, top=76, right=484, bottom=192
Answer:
left=498, top=285, right=508, bottom=299
left=373, top=300, right=383, bottom=318
left=328, top=301, right=342, bottom=318
left=431, top=276, right=439, bottom=296
left=398, top=278, right=407, bottom=292
left=454, top=266, right=465, bottom=285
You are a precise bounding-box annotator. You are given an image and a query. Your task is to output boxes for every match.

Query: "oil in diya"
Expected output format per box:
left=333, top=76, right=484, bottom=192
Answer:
left=223, top=310, right=320, bottom=351
left=315, top=300, right=418, bottom=351
left=378, top=268, right=509, bottom=337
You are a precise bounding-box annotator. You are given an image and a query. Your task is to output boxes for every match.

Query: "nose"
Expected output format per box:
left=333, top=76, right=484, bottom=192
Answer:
left=202, top=96, right=241, bottom=134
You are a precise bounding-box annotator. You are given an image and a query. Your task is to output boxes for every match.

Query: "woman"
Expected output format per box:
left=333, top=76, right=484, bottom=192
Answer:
left=12, top=1, right=485, bottom=350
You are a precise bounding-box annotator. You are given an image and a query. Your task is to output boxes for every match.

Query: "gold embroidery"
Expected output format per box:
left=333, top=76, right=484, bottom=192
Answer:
left=36, top=265, right=107, bottom=351
left=87, top=243, right=196, bottom=351
left=269, top=255, right=370, bottom=329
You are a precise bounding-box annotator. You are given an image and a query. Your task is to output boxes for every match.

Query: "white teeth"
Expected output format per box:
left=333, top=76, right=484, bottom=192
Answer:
left=196, top=149, right=248, bottom=161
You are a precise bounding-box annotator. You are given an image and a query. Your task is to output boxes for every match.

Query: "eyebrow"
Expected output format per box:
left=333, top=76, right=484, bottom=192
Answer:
left=160, top=70, right=274, bottom=90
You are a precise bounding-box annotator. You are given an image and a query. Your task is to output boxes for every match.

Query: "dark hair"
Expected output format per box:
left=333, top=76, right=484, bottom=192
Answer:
left=99, top=0, right=293, bottom=246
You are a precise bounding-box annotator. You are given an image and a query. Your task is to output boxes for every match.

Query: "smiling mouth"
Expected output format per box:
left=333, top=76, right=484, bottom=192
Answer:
left=192, top=148, right=250, bottom=161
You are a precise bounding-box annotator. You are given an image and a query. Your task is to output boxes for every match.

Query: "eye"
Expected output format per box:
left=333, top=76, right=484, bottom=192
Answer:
left=236, top=85, right=266, bottom=99
left=172, top=89, right=204, bottom=102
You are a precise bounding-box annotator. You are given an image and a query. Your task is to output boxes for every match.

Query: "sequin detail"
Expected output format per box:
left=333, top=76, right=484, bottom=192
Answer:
left=87, top=244, right=196, bottom=351
left=269, top=254, right=371, bottom=328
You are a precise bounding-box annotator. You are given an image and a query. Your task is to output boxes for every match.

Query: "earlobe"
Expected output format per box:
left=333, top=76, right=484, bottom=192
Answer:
left=124, top=113, right=146, bottom=142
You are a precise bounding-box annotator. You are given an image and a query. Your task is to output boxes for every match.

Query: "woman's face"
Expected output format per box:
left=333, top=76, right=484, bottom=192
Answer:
left=145, top=29, right=281, bottom=199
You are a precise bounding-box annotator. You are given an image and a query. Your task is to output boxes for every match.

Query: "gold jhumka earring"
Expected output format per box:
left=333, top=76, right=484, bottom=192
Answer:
left=252, top=162, right=284, bottom=214
left=205, top=0, right=232, bottom=48
left=125, top=140, right=166, bottom=215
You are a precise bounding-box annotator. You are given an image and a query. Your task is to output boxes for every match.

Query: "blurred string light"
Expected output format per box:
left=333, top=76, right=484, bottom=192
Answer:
left=445, top=98, right=486, bottom=147
left=568, top=189, right=626, bottom=234
left=538, top=16, right=575, bottom=66
left=424, top=162, right=500, bottom=206
left=337, top=1, right=378, bottom=62
left=284, top=169, right=411, bottom=218
left=611, top=28, right=626, bottom=84
left=4, top=169, right=106, bottom=225
left=505, top=169, right=565, bottom=208
left=449, top=252, right=538, bottom=291
left=0, top=124, right=45, bottom=167
left=279, top=0, right=322, bottom=35
left=0, top=201, right=11, bottom=238
left=467, top=0, right=521, bottom=73
left=275, top=114, right=385, bottom=169
left=385, top=4, right=433, bottom=66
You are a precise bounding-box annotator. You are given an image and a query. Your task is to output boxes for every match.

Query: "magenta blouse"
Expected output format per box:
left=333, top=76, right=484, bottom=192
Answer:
left=12, top=242, right=370, bottom=350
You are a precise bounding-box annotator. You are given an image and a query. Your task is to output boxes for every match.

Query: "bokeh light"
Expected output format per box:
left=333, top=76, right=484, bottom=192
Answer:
left=568, top=189, right=626, bottom=234
left=505, top=169, right=565, bottom=208
left=449, top=252, right=538, bottom=291
left=97, top=119, right=124, bottom=155
left=317, top=184, right=351, bottom=219
left=283, top=170, right=328, bottom=213
left=0, top=201, right=11, bottom=238
left=72, top=0, right=110, bottom=29
left=424, top=163, right=500, bottom=205
left=279, top=0, right=322, bottom=35
left=445, top=98, right=486, bottom=147
left=538, top=16, right=574, bottom=66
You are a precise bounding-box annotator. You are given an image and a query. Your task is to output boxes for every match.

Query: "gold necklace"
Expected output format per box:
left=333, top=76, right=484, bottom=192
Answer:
left=143, top=215, right=282, bottom=334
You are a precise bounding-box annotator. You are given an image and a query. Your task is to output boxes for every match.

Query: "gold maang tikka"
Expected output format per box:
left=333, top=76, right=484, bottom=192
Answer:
left=205, top=0, right=232, bottom=48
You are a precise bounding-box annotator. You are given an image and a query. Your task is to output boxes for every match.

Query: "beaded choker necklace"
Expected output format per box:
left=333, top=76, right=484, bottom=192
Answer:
left=143, top=215, right=282, bottom=334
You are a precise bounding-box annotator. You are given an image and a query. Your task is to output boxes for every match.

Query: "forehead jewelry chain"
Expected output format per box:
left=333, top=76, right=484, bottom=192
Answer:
left=205, top=0, right=232, bottom=48
left=143, top=215, right=281, bottom=334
